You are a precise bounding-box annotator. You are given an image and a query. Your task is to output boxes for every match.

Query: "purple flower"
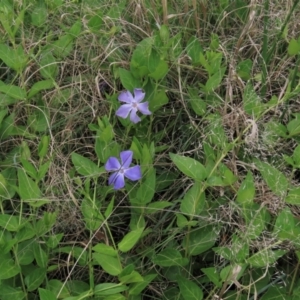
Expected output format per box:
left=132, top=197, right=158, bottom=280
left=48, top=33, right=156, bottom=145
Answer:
left=105, top=150, right=141, bottom=190
left=116, top=88, right=151, bottom=124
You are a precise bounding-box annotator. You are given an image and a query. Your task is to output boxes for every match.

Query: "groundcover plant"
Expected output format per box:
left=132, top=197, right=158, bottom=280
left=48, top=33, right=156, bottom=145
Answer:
left=1, top=0, right=300, bottom=299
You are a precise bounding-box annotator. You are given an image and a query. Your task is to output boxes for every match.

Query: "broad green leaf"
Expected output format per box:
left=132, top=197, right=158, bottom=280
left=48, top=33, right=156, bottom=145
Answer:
left=188, top=87, right=206, bottom=116
left=38, top=135, right=50, bottom=159
left=65, top=280, right=90, bottom=296
left=255, top=160, right=288, bottom=197
left=28, top=80, right=55, bottom=99
left=287, top=117, right=300, bottom=137
left=187, top=36, right=203, bottom=65
left=119, top=270, right=143, bottom=284
left=47, top=280, right=70, bottom=298
left=0, top=84, right=26, bottom=100
left=0, top=43, right=28, bottom=72
left=247, top=249, right=286, bottom=268
left=17, top=240, right=35, bottom=265
left=285, top=187, right=300, bottom=205
left=35, top=212, right=57, bottom=236
left=180, top=182, right=205, bottom=217
left=149, top=89, right=169, bottom=112
left=288, top=38, right=300, bottom=56
left=201, top=267, right=221, bottom=287
left=118, top=68, right=141, bottom=91
left=18, top=169, right=41, bottom=202
left=93, top=243, right=118, bottom=256
left=94, top=283, right=128, bottom=296
left=242, top=203, right=270, bottom=240
left=292, top=144, right=300, bottom=166
left=0, top=253, right=21, bottom=279
left=205, top=67, right=226, bottom=91
left=177, top=276, right=203, bottom=300
left=30, top=2, right=47, bottom=27
left=145, top=201, right=172, bottom=214
left=243, top=83, right=264, bottom=117
left=0, top=283, right=26, bottom=300
left=118, top=227, right=144, bottom=253
left=274, top=207, right=295, bottom=240
left=136, top=168, right=156, bottom=205
left=236, top=172, right=255, bottom=205
left=39, top=52, right=58, bottom=79
left=33, top=243, right=48, bottom=268
left=176, top=213, right=198, bottom=228
left=27, top=103, right=50, bottom=133
left=149, top=60, right=168, bottom=81
left=260, top=286, right=288, bottom=300
left=237, top=59, right=253, bottom=80
left=183, top=225, right=219, bottom=256
left=93, top=253, right=122, bottom=276
left=128, top=273, right=157, bottom=295
left=0, top=214, right=22, bottom=231
left=170, top=153, right=207, bottom=181
left=152, top=248, right=188, bottom=267
left=87, top=13, right=103, bottom=32
left=71, top=153, right=102, bottom=176
left=57, top=246, right=88, bottom=266
left=53, top=34, right=74, bottom=58
left=38, top=288, right=57, bottom=300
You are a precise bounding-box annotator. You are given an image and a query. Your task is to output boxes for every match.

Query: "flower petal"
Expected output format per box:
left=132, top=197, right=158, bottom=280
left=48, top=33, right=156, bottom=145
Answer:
left=108, top=172, right=125, bottom=190
left=118, top=91, right=134, bottom=103
left=133, top=88, right=145, bottom=103
left=124, top=165, right=142, bottom=181
left=105, top=157, right=121, bottom=171
left=120, top=150, right=133, bottom=168
left=129, top=109, right=141, bottom=123
left=116, top=104, right=132, bottom=119
left=137, top=102, right=151, bottom=115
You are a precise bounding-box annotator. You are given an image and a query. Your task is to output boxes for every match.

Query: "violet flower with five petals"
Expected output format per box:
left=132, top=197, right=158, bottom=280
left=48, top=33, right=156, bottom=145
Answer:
left=116, top=88, right=151, bottom=124
left=105, top=150, right=141, bottom=190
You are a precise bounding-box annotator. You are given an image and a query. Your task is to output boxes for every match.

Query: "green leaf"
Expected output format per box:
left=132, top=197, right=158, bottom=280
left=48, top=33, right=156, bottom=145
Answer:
left=182, top=225, right=219, bottom=256
left=287, top=117, right=300, bottom=137
left=0, top=214, right=22, bottom=231
left=205, top=67, right=226, bottom=91
left=149, top=89, right=169, bottom=112
left=39, top=52, right=58, bottom=79
left=0, top=253, right=21, bottom=279
left=187, top=36, right=203, bottom=65
left=93, top=243, right=118, bottom=256
left=237, top=59, right=253, bottom=80
left=180, top=182, right=205, bottom=217
left=188, top=87, right=206, bottom=116
left=128, top=273, right=157, bottom=295
left=0, top=43, right=28, bottom=72
left=118, top=68, right=141, bottom=91
left=119, top=270, right=144, bottom=284
left=292, top=144, right=300, bottom=166
left=247, top=249, right=286, bottom=268
left=0, top=84, right=26, bottom=100
left=47, top=280, right=70, bottom=298
left=288, top=38, right=300, bottom=56
left=145, top=201, right=172, bottom=214
left=71, top=153, right=102, bottom=176
left=177, top=276, right=203, bottom=300
left=152, top=248, right=188, bottom=267
left=118, top=227, right=144, bottom=253
left=38, top=135, right=50, bottom=159
left=201, top=267, right=221, bottom=288
left=274, top=207, right=295, bottom=240
left=236, top=172, right=255, bottom=205
left=24, top=268, right=46, bottom=291
left=136, top=168, right=156, bottom=205
left=0, top=283, right=26, bottom=300
left=18, top=168, right=41, bottom=202
left=94, top=283, right=128, bottom=296
left=255, top=160, right=288, bottom=197
left=87, top=13, right=103, bottom=32
left=242, top=203, right=270, bottom=240
left=170, top=153, right=207, bottom=181
left=30, top=1, right=47, bottom=27
left=285, top=187, right=300, bottom=205
left=53, top=34, right=74, bottom=58
left=93, top=253, right=122, bottom=276
left=33, top=243, right=48, bottom=268
left=243, top=83, right=264, bottom=117
left=38, top=288, right=57, bottom=300
left=260, top=286, right=288, bottom=300
left=28, top=80, right=55, bottom=99
left=149, top=60, right=168, bottom=81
